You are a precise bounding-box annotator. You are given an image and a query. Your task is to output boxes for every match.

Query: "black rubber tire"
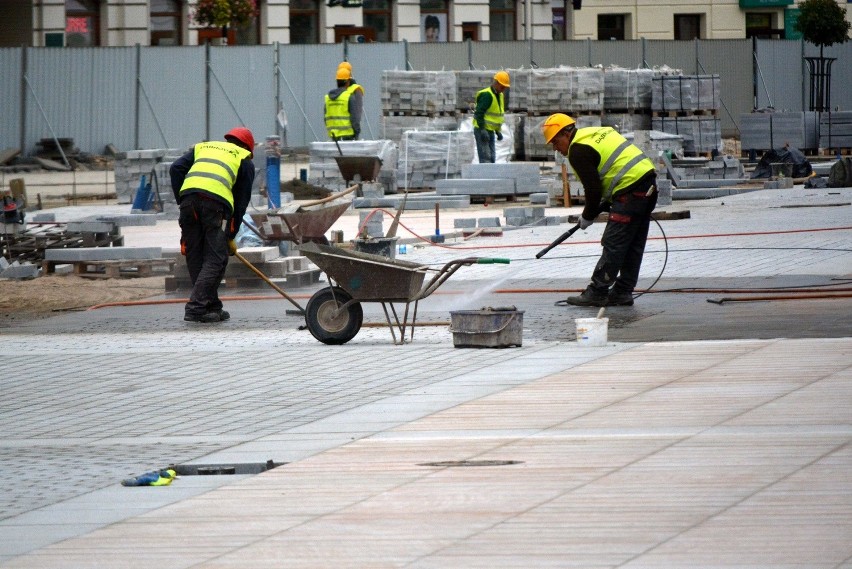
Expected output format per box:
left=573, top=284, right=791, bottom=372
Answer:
left=305, top=287, right=363, bottom=345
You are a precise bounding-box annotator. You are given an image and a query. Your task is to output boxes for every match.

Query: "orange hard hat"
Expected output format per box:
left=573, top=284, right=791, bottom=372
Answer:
left=336, top=67, right=352, bottom=81
left=224, top=126, right=255, bottom=152
left=541, top=113, right=576, bottom=144
left=494, top=70, right=511, bottom=88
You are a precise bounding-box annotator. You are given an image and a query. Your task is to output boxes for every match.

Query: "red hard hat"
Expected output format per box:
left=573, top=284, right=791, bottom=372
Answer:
left=224, top=126, right=255, bottom=152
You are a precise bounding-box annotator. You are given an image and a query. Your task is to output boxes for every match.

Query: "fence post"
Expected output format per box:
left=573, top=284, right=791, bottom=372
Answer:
left=135, top=44, right=141, bottom=150
left=19, top=46, right=26, bottom=154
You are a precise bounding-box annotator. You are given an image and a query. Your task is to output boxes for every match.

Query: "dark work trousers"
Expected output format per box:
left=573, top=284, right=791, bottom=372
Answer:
left=179, top=194, right=230, bottom=318
left=590, top=176, right=658, bottom=295
left=474, top=128, right=496, bottom=163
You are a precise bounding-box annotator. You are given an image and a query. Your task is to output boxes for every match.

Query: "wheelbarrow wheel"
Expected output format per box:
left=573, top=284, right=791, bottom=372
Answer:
left=305, top=286, right=363, bottom=345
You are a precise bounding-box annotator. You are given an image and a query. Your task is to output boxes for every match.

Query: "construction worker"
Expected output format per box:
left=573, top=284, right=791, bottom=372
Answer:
left=473, top=70, right=510, bottom=163
left=325, top=66, right=363, bottom=141
left=170, top=127, right=255, bottom=323
left=541, top=113, right=657, bottom=307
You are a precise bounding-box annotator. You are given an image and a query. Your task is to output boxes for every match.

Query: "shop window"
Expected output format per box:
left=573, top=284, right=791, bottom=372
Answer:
left=364, top=0, right=392, bottom=42
left=674, top=14, right=701, bottom=40
left=66, top=0, right=100, bottom=46
left=597, top=13, right=625, bottom=41
left=291, top=0, right=320, bottom=44
left=489, top=0, right=515, bottom=41
left=745, top=12, right=783, bottom=39
left=151, top=0, right=181, bottom=46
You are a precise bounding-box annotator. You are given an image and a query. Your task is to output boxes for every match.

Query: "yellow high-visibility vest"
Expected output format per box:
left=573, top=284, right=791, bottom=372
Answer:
left=179, top=141, right=250, bottom=213
left=570, top=127, right=655, bottom=200
left=473, top=88, right=505, bottom=132
left=325, top=84, right=360, bottom=138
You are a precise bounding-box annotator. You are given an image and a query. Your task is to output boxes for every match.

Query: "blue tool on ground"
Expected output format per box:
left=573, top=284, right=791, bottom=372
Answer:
left=121, top=468, right=176, bottom=487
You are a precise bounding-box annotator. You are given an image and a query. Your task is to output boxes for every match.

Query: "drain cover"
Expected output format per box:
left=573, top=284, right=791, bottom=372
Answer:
left=418, top=460, right=523, bottom=467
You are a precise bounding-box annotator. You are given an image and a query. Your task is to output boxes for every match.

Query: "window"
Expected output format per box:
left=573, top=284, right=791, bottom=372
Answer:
left=364, top=0, right=392, bottom=42
left=597, top=14, right=625, bottom=40
left=489, top=0, right=515, bottom=41
left=150, top=0, right=181, bottom=46
left=745, top=12, right=783, bottom=39
left=552, top=1, right=565, bottom=40
left=674, top=14, right=701, bottom=40
left=66, top=0, right=100, bottom=46
left=290, top=0, right=320, bottom=44
left=421, top=0, right=448, bottom=42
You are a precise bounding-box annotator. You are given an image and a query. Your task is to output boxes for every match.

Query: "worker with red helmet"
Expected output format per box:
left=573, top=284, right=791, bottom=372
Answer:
left=170, top=126, right=256, bottom=323
left=473, top=71, right=510, bottom=163
left=541, top=113, right=657, bottom=307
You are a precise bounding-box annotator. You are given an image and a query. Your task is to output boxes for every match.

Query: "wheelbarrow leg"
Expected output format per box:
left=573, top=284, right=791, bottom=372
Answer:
left=380, top=302, right=400, bottom=345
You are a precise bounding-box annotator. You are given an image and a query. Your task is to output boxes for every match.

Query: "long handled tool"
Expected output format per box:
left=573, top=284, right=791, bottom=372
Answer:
left=234, top=251, right=306, bottom=316
left=536, top=223, right=581, bottom=259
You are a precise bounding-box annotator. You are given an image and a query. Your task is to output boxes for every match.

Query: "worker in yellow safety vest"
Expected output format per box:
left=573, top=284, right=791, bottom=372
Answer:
left=542, top=114, right=658, bottom=308
left=473, top=70, right=510, bottom=163
left=170, top=127, right=256, bottom=323
left=325, top=66, right=363, bottom=141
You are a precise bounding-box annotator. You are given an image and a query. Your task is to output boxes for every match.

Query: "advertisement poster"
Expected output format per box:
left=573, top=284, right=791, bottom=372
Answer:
left=421, top=13, right=447, bottom=42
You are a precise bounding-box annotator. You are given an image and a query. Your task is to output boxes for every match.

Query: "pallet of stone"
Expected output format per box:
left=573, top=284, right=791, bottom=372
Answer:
left=819, top=111, right=852, bottom=150
left=461, top=163, right=543, bottom=195
left=380, top=114, right=459, bottom=146
left=509, top=67, right=604, bottom=114
left=602, top=111, right=652, bottom=132
left=455, top=70, right=499, bottom=112
left=651, top=75, right=720, bottom=113
left=380, top=70, right=456, bottom=115
left=652, top=116, right=721, bottom=155
left=603, top=67, right=660, bottom=111
left=42, top=257, right=175, bottom=278
left=739, top=111, right=819, bottom=152
left=522, top=113, right=602, bottom=160
left=397, top=130, right=475, bottom=189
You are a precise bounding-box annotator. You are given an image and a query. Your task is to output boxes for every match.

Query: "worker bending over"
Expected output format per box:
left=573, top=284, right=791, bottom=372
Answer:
left=542, top=114, right=657, bottom=307
left=170, top=127, right=255, bottom=323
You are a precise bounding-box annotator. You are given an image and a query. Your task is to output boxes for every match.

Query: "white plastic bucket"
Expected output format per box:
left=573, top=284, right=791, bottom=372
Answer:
left=575, top=317, right=609, bottom=346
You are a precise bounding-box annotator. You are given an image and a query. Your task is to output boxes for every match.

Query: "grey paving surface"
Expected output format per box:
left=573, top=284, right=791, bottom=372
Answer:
left=0, top=186, right=850, bottom=566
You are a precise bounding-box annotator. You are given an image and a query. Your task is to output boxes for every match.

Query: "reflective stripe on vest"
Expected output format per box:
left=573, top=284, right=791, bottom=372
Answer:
left=570, top=127, right=655, bottom=201
left=179, top=141, right=249, bottom=212
left=473, top=88, right=505, bottom=132
left=325, top=84, right=359, bottom=138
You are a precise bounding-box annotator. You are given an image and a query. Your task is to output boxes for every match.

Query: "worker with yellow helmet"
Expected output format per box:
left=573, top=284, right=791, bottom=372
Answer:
left=473, top=71, right=510, bottom=163
left=325, top=64, right=363, bottom=140
left=541, top=113, right=657, bottom=307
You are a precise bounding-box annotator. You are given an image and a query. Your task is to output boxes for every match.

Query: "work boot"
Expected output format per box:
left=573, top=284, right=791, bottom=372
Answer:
left=215, top=310, right=230, bottom=321
left=607, top=291, right=635, bottom=306
left=565, top=286, right=608, bottom=307
left=184, top=313, right=207, bottom=323
left=199, top=311, right=223, bottom=323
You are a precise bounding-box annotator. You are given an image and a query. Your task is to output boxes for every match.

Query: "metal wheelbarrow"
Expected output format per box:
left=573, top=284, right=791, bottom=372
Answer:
left=299, top=242, right=510, bottom=345
left=249, top=184, right=357, bottom=245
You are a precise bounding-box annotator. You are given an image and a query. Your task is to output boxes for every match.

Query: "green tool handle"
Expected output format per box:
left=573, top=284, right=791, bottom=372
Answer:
left=477, top=258, right=511, bottom=264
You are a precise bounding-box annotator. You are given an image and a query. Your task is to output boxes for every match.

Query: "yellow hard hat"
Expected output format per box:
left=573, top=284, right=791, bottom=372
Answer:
left=338, top=61, right=352, bottom=72
left=541, top=113, right=576, bottom=144
left=336, top=67, right=351, bottom=81
left=494, top=70, right=511, bottom=88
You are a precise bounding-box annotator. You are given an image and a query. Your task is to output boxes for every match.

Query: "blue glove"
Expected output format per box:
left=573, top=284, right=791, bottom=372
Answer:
left=578, top=216, right=593, bottom=230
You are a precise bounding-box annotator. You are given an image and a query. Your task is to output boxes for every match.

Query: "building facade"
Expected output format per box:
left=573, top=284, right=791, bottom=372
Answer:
left=9, top=0, right=851, bottom=48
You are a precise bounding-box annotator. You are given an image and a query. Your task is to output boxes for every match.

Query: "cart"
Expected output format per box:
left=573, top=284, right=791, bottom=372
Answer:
left=250, top=201, right=349, bottom=245
left=299, top=242, right=509, bottom=345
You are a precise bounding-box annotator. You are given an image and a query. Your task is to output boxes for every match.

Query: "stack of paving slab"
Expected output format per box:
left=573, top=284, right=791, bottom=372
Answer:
left=308, top=140, right=398, bottom=194
left=0, top=257, right=39, bottom=280
left=651, top=75, right=721, bottom=155
left=602, top=66, right=680, bottom=132
left=42, top=245, right=172, bottom=278
left=167, top=246, right=321, bottom=291
left=435, top=162, right=543, bottom=200
left=628, top=130, right=685, bottom=162
left=668, top=156, right=747, bottom=187
left=455, top=70, right=500, bottom=112
left=739, top=111, right=820, bottom=153
left=509, top=67, right=604, bottom=114
left=524, top=113, right=602, bottom=161
left=380, top=114, right=459, bottom=146
left=113, top=148, right=182, bottom=204
left=396, top=130, right=475, bottom=189
left=820, top=111, right=852, bottom=150
left=380, top=70, right=457, bottom=115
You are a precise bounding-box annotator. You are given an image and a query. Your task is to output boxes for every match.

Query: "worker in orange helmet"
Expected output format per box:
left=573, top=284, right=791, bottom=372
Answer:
left=473, top=70, right=510, bottom=163
left=326, top=65, right=363, bottom=140
left=170, top=127, right=256, bottom=323
left=541, top=113, right=657, bottom=307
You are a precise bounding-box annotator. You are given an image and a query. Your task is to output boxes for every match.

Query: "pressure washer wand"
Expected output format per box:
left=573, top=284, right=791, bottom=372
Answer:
left=536, top=224, right=581, bottom=259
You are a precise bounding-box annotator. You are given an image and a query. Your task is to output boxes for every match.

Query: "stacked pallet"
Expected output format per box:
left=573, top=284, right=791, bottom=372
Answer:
left=740, top=111, right=819, bottom=153
left=380, top=114, right=458, bottom=145
left=819, top=111, right=852, bottom=152
left=602, top=66, right=680, bottom=132
left=456, top=70, right=498, bottom=112
left=523, top=113, right=602, bottom=162
left=651, top=74, right=721, bottom=155
left=381, top=70, right=456, bottom=115
left=397, top=130, right=475, bottom=190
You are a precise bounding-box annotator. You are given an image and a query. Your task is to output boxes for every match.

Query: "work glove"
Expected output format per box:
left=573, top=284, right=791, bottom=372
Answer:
left=578, top=216, right=593, bottom=230
left=228, top=239, right=237, bottom=256
left=495, top=131, right=503, bottom=141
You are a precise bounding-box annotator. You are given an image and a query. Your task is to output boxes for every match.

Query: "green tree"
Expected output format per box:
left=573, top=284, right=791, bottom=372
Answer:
left=795, top=0, right=850, bottom=56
